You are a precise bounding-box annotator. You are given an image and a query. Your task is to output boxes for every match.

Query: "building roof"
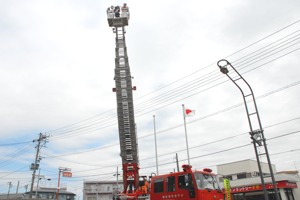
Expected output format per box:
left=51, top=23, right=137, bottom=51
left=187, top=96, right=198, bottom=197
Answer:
left=217, top=159, right=258, bottom=166
left=84, top=180, right=122, bottom=184
left=24, top=187, right=76, bottom=195
left=221, top=173, right=300, bottom=188
left=277, top=170, right=299, bottom=175
left=0, top=194, right=24, bottom=199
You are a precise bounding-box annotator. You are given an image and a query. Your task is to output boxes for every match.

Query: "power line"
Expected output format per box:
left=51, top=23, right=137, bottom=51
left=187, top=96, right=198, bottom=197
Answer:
left=0, top=143, right=34, bottom=169
left=2, top=20, right=299, bottom=185
left=47, top=68, right=299, bottom=142
left=141, top=130, right=300, bottom=170
left=0, top=141, right=32, bottom=146
left=41, top=117, right=300, bottom=175
left=42, top=78, right=300, bottom=158
left=14, top=127, right=297, bottom=182
left=43, top=20, right=300, bottom=139
left=134, top=20, right=300, bottom=101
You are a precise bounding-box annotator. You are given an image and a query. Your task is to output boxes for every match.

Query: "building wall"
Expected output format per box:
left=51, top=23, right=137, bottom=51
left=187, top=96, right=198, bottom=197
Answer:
left=2, top=187, right=76, bottom=200
left=217, top=159, right=277, bottom=179
left=217, top=160, right=299, bottom=200
left=83, top=181, right=123, bottom=200
left=23, top=188, right=75, bottom=200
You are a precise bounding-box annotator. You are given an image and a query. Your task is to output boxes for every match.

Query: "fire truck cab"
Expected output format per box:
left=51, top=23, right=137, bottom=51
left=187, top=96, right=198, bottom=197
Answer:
left=150, top=165, right=224, bottom=200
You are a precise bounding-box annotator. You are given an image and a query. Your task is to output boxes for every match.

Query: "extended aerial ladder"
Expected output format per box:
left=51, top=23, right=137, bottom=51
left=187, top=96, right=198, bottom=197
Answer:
left=107, top=4, right=141, bottom=199
left=107, top=4, right=224, bottom=200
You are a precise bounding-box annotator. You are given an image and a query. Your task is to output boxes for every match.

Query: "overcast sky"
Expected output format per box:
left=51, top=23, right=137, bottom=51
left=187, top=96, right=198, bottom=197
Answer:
left=0, top=0, right=300, bottom=198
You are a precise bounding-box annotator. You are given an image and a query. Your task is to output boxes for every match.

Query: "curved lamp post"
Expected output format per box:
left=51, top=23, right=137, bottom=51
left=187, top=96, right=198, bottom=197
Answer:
left=217, top=59, right=279, bottom=200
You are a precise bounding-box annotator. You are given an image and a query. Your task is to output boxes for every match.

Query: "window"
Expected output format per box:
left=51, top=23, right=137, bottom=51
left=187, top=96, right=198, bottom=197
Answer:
left=194, top=172, right=220, bottom=190
left=178, top=174, right=188, bottom=189
left=252, top=171, right=259, bottom=177
left=237, top=173, right=246, bottom=179
left=91, top=185, right=97, bottom=192
left=167, top=176, right=175, bottom=192
left=154, top=178, right=164, bottom=193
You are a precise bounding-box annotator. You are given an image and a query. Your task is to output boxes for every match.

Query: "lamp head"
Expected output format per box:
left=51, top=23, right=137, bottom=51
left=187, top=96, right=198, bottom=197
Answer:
left=217, top=59, right=230, bottom=74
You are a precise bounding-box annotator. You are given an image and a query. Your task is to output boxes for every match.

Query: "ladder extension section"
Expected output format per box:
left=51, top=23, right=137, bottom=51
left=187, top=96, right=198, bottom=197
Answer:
left=109, top=9, right=140, bottom=193
left=114, top=26, right=138, bottom=167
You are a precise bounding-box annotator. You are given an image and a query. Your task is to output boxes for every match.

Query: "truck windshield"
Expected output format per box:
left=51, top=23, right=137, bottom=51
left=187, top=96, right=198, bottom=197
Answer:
left=194, top=172, right=220, bottom=190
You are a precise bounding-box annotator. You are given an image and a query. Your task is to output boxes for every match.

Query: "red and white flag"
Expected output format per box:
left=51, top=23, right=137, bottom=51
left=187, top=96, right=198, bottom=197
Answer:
left=185, top=109, right=195, bottom=117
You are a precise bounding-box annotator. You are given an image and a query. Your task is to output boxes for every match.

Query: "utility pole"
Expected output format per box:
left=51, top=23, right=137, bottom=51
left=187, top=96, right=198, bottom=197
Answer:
left=35, top=169, right=42, bottom=198
left=29, top=133, right=48, bottom=198
left=7, top=182, right=12, bottom=199
left=153, top=115, right=159, bottom=175
left=16, top=181, right=20, bottom=194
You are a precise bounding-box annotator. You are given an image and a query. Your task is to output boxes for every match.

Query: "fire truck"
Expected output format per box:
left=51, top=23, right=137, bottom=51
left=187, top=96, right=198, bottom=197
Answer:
left=107, top=4, right=224, bottom=200
left=150, top=165, right=223, bottom=200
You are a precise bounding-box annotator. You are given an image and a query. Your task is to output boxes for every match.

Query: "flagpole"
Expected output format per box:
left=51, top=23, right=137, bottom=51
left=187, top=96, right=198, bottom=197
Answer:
left=182, top=104, right=191, bottom=165
left=153, top=115, right=159, bottom=175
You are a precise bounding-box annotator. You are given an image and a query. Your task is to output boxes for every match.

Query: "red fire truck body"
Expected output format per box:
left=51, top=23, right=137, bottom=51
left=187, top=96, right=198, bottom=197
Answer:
left=150, top=165, right=224, bottom=200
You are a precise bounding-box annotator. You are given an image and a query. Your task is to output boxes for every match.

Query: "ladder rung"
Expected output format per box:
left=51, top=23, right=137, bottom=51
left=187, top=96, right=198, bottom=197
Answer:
left=233, top=77, right=242, bottom=81
left=258, top=153, right=266, bottom=156
left=248, top=112, right=257, bottom=116
left=245, top=94, right=252, bottom=97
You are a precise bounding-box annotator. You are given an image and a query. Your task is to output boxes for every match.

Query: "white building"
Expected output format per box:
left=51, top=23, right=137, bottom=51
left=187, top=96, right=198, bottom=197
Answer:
left=217, top=159, right=299, bottom=200
left=83, top=181, right=123, bottom=200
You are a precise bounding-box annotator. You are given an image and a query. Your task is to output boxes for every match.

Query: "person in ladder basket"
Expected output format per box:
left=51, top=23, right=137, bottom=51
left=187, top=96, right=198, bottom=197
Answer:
left=121, top=3, right=130, bottom=19
left=114, top=5, right=120, bottom=17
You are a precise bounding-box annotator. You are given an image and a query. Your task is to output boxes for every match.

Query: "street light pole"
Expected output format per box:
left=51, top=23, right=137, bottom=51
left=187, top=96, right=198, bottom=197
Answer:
left=7, top=182, right=12, bottom=199
left=116, top=166, right=119, bottom=191
left=113, top=167, right=120, bottom=191
left=113, top=167, right=121, bottom=200
left=217, top=59, right=280, bottom=200
left=56, top=167, right=71, bottom=200
left=56, top=169, right=62, bottom=200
